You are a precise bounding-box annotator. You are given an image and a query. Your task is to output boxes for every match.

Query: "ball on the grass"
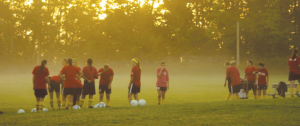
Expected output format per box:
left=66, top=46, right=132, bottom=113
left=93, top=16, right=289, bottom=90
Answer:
left=42, top=108, right=48, bottom=112
left=18, top=109, right=25, bottom=113
left=72, top=105, right=80, bottom=110
left=31, top=108, right=37, bottom=112
left=130, top=100, right=138, bottom=106
left=94, top=104, right=99, bottom=108
left=138, top=99, right=146, bottom=106
left=98, top=102, right=106, bottom=108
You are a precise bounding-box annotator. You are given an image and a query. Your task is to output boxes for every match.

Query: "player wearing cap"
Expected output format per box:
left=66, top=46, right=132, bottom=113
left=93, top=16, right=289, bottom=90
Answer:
left=255, top=63, right=269, bottom=99
left=98, top=64, right=114, bottom=107
left=288, top=49, right=300, bottom=97
left=156, top=62, right=169, bottom=105
left=32, top=60, right=50, bottom=111
left=128, top=58, right=142, bottom=104
left=80, top=58, right=98, bottom=108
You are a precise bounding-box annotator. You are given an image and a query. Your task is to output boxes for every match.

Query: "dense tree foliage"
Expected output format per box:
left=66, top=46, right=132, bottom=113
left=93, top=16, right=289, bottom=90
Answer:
left=0, top=0, right=299, bottom=65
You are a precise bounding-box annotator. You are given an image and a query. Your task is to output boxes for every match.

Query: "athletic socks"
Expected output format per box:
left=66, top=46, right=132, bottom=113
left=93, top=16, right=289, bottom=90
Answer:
left=68, top=102, right=73, bottom=110
left=39, top=101, right=44, bottom=110
left=57, top=98, right=61, bottom=110
left=226, top=93, right=231, bottom=101
left=36, top=102, right=40, bottom=111
left=79, top=99, right=84, bottom=107
left=62, top=101, right=66, bottom=110
left=291, top=88, right=294, bottom=96
left=50, top=99, right=54, bottom=110
left=88, top=99, right=93, bottom=107
left=107, top=100, right=110, bottom=107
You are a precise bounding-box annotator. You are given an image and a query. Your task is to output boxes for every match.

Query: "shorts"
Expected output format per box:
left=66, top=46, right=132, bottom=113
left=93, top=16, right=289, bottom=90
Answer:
left=129, top=83, right=140, bottom=94
left=34, top=89, right=48, bottom=98
left=82, top=80, right=96, bottom=95
left=258, top=85, right=268, bottom=90
left=75, top=88, right=82, bottom=95
left=49, top=80, right=60, bottom=92
left=63, top=88, right=77, bottom=95
left=289, top=72, right=300, bottom=81
left=231, top=84, right=241, bottom=94
left=99, top=85, right=112, bottom=94
left=157, top=87, right=167, bottom=91
left=248, top=82, right=256, bottom=90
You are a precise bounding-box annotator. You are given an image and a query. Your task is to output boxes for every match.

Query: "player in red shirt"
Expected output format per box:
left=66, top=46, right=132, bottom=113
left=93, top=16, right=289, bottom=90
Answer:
left=156, top=62, right=169, bottom=105
left=59, top=59, right=82, bottom=110
left=243, top=60, right=257, bottom=99
left=48, top=75, right=65, bottom=110
left=61, top=58, right=68, bottom=109
left=73, top=58, right=83, bottom=106
left=32, top=60, right=50, bottom=111
left=98, top=64, right=114, bottom=107
left=288, top=49, right=300, bottom=97
left=223, top=61, right=231, bottom=101
left=80, top=58, right=98, bottom=108
left=226, top=61, right=242, bottom=100
left=255, top=63, right=269, bottom=99
left=128, top=58, right=142, bottom=104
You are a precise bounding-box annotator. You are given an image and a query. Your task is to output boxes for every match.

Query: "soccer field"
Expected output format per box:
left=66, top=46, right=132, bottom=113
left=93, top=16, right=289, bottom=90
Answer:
left=0, top=72, right=299, bottom=125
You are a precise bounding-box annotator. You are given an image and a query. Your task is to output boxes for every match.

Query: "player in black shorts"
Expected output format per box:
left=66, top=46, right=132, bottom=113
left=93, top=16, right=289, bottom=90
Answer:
left=48, top=76, right=64, bottom=110
left=98, top=64, right=114, bottom=107
left=224, top=61, right=231, bottom=101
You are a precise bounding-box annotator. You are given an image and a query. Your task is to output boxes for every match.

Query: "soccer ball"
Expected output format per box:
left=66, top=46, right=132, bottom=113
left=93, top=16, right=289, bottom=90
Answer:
left=98, top=102, right=106, bottom=108
left=72, top=105, right=81, bottom=110
left=130, top=100, right=138, bottom=106
left=94, top=104, right=99, bottom=108
left=42, top=108, right=48, bottom=112
left=138, top=99, right=146, bottom=106
left=17, top=109, right=25, bottom=113
left=31, top=108, right=37, bottom=112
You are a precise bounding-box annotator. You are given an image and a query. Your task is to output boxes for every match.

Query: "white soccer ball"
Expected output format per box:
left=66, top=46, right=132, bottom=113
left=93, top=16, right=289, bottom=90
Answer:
left=31, top=108, right=37, bottom=112
left=130, top=100, right=138, bottom=106
left=98, top=102, right=106, bottom=108
left=72, top=105, right=81, bottom=110
left=42, top=108, right=48, bottom=112
left=138, top=99, right=146, bottom=106
left=18, top=109, right=25, bottom=114
left=94, top=104, right=99, bottom=108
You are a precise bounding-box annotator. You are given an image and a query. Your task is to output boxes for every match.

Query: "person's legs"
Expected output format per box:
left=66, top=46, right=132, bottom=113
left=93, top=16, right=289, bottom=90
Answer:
left=257, top=89, right=261, bottom=99
left=157, top=90, right=162, bottom=105
left=100, top=93, right=104, bottom=102
left=134, top=93, right=139, bottom=101
left=128, top=93, right=132, bottom=104
left=55, top=91, right=61, bottom=109
left=79, top=95, right=86, bottom=107
left=49, top=91, right=54, bottom=109
left=106, top=93, right=111, bottom=107
left=62, top=95, right=66, bottom=109
left=290, top=80, right=295, bottom=97
left=39, top=98, right=45, bottom=110
left=36, top=97, right=40, bottom=111
left=88, top=95, right=93, bottom=108
left=253, top=86, right=257, bottom=99
left=263, top=89, right=267, bottom=99
left=162, top=91, right=166, bottom=104
left=68, top=95, right=74, bottom=109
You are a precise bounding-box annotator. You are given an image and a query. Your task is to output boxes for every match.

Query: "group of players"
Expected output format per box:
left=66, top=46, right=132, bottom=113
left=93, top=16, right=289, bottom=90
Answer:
left=224, top=49, right=300, bottom=100
left=32, top=58, right=170, bottom=111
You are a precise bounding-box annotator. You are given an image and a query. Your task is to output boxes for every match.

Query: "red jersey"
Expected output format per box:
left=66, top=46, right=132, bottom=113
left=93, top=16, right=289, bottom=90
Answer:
left=60, top=66, right=80, bottom=88
left=131, top=66, right=141, bottom=87
left=257, top=68, right=268, bottom=85
left=51, top=76, right=61, bottom=84
left=82, top=66, right=98, bottom=82
left=32, top=66, right=49, bottom=89
left=98, top=68, right=114, bottom=85
left=156, top=68, right=169, bottom=87
left=245, top=66, right=256, bottom=82
left=288, top=56, right=300, bottom=74
left=226, top=66, right=241, bottom=86
left=76, top=67, right=83, bottom=88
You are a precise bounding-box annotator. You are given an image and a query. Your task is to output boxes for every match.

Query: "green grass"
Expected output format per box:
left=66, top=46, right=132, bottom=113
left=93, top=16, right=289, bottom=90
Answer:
left=0, top=72, right=299, bottom=125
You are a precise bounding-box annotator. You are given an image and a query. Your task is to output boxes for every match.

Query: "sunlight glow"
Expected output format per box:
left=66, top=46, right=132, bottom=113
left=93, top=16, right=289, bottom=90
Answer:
left=99, top=14, right=107, bottom=20
left=24, top=0, right=33, bottom=6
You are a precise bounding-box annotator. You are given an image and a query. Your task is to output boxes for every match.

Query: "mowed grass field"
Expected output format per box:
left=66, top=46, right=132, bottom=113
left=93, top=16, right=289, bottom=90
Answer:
left=0, top=69, right=300, bottom=125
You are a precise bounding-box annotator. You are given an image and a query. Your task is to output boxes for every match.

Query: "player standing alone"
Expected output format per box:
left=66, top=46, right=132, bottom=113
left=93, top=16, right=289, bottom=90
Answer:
left=255, top=63, right=269, bottom=99
left=98, top=64, right=114, bottom=107
left=32, top=60, right=50, bottom=111
left=224, top=61, right=231, bottom=101
left=59, top=59, right=82, bottom=110
left=226, top=61, right=242, bottom=100
left=128, top=58, right=142, bottom=103
left=244, top=60, right=257, bottom=99
left=288, top=49, right=300, bottom=97
left=156, top=62, right=169, bottom=105
left=80, top=58, right=98, bottom=108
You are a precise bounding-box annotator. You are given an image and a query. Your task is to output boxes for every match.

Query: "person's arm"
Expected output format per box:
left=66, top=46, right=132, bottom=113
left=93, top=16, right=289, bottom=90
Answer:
left=46, top=76, right=50, bottom=89
left=77, top=72, right=85, bottom=81
left=108, top=76, right=114, bottom=89
left=157, top=68, right=164, bottom=77
left=32, top=75, right=35, bottom=90
left=128, top=76, right=133, bottom=89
